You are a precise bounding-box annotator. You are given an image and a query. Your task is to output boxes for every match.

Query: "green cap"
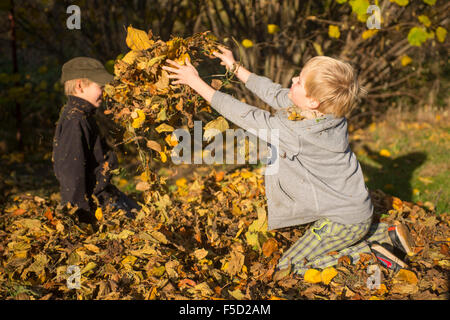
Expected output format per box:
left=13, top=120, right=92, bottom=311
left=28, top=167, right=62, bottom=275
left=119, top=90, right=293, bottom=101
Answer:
left=61, top=57, right=114, bottom=86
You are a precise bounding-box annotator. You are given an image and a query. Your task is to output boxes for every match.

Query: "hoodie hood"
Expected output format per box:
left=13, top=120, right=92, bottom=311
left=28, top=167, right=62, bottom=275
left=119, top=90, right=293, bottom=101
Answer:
left=277, top=111, right=349, bottom=155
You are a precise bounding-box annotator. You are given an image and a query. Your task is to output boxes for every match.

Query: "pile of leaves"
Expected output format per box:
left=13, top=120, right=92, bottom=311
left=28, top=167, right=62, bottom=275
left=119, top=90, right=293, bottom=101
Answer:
left=103, top=26, right=226, bottom=191
left=1, top=165, right=448, bottom=300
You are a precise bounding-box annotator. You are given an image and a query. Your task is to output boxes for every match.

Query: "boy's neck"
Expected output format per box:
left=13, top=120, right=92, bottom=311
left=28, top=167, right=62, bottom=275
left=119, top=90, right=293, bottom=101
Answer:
left=299, top=109, right=325, bottom=119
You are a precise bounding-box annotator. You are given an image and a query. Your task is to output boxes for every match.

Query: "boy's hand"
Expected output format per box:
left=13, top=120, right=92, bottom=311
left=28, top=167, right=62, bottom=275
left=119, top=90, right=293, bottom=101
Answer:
left=162, top=58, right=200, bottom=87
left=163, top=58, right=216, bottom=103
left=212, top=45, right=236, bottom=70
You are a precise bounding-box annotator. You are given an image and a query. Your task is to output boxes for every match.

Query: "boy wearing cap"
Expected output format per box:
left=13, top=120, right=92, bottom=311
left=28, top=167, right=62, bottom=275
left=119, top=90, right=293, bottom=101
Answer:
left=53, top=57, right=140, bottom=226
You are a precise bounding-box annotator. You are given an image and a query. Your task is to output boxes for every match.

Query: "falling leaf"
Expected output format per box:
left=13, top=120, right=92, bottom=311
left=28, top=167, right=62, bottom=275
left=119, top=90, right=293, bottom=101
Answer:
left=211, top=79, right=222, bottom=90
left=175, top=53, right=191, bottom=65
left=122, top=50, right=141, bottom=65
left=136, top=181, right=151, bottom=191
left=126, top=25, right=153, bottom=51
left=204, top=116, right=229, bottom=142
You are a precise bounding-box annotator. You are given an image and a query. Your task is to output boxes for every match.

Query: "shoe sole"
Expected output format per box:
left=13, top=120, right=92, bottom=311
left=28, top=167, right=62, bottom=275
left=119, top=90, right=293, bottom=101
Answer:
left=371, top=244, right=408, bottom=269
left=389, top=223, right=415, bottom=256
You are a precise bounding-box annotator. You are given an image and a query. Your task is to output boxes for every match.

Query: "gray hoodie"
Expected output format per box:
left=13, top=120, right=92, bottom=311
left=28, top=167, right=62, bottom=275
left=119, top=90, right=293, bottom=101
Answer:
left=210, top=73, right=373, bottom=230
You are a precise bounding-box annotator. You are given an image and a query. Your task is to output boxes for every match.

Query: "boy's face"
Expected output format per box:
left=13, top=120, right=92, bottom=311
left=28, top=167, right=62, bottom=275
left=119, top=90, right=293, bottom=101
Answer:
left=75, top=81, right=103, bottom=107
left=288, top=70, right=319, bottom=111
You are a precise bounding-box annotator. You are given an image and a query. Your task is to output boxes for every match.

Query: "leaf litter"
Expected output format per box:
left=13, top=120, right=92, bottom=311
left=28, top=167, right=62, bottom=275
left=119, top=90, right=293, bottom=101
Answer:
left=1, top=167, right=449, bottom=300
left=0, top=26, right=448, bottom=300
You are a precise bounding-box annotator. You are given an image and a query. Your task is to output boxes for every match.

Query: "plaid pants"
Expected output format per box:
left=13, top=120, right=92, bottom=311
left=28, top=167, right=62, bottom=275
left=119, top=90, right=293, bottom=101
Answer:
left=277, top=217, right=390, bottom=275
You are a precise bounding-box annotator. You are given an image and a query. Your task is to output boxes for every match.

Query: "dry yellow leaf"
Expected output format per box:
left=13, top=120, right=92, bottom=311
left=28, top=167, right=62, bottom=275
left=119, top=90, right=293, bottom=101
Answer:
left=379, top=149, right=391, bottom=157
left=401, top=55, right=412, bottom=66
left=241, top=39, right=253, bottom=48
left=159, top=151, right=168, bottom=163
left=362, top=29, right=378, bottom=39
left=328, top=25, right=340, bottom=39
left=321, top=267, right=338, bottom=285
left=126, top=25, right=153, bottom=51
left=95, top=207, right=103, bottom=221
left=204, top=116, right=229, bottom=142
left=132, top=109, right=146, bottom=129
left=175, top=53, right=191, bottom=65
left=304, top=269, right=322, bottom=283
left=394, top=269, right=418, bottom=284
left=165, top=134, right=178, bottom=147
left=122, top=50, right=141, bottom=65
left=146, top=140, right=162, bottom=152
left=155, top=123, right=175, bottom=133
left=176, top=178, right=187, bottom=188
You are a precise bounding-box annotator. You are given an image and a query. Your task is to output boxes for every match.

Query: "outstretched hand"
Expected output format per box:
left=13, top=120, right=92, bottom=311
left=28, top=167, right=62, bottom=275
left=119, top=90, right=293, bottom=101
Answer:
left=162, top=58, right=200, bottom=87
left=212, top=45, right=236, bottom=70
left=162, top=57, right=216, bottom=103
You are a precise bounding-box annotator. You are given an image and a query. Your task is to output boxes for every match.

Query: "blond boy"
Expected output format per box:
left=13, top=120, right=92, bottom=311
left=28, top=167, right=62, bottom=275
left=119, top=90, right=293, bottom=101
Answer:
left=162, top=48, right=414, bottom=273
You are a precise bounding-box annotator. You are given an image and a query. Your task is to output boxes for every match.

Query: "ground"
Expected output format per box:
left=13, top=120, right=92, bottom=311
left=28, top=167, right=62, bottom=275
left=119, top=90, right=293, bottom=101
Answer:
left=0, top=106, right=448, bottom=300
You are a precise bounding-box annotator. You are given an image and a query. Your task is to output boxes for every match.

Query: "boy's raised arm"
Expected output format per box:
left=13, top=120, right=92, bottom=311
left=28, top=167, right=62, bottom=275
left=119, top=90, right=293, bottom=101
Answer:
left=212, top=46, right=293, bottom=110
left=244, top=73, right=293, bottom=111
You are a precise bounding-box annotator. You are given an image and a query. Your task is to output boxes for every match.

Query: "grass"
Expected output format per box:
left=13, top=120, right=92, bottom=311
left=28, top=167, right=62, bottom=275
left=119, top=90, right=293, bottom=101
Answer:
left=350, top=105, right=449, bottom=215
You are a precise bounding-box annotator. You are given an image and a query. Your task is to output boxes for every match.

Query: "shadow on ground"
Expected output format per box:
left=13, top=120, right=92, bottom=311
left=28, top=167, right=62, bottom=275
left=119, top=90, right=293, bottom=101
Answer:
left=359, top=145, right=427, bottom=203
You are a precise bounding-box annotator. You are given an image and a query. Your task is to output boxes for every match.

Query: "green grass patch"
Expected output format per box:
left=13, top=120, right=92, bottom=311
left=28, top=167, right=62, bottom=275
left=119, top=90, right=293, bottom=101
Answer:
left=352, top=113, right=449, bottom=215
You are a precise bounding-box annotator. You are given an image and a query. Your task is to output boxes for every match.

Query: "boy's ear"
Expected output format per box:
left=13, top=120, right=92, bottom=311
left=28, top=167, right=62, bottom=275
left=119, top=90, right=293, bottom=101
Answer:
left=308, top=97, right=320, bottom=109
left=74, top=79, right=84, bottom=94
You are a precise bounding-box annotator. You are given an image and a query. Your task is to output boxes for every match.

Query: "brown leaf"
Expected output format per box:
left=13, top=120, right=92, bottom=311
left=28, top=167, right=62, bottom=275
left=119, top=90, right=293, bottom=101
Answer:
left=211, top=79, right=222, bottom=90
left=262, top=238, right=278, bottom=258
left=12, top=208, right=26, bottom=217
left=338, top=255, right=351, bottom=265
left=146, top=140, right=162, bottom=152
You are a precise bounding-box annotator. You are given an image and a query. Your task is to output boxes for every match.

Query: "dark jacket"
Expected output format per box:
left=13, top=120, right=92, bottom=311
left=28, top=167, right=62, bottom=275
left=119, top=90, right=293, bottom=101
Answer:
left=52, top=95, right=118, bottom=212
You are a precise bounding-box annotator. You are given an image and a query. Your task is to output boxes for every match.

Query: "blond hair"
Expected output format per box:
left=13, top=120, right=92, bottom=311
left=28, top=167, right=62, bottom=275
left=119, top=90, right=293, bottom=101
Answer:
left=302, top=56, right=365, bottom=118
left=64, top=78, right=93, bottom=96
